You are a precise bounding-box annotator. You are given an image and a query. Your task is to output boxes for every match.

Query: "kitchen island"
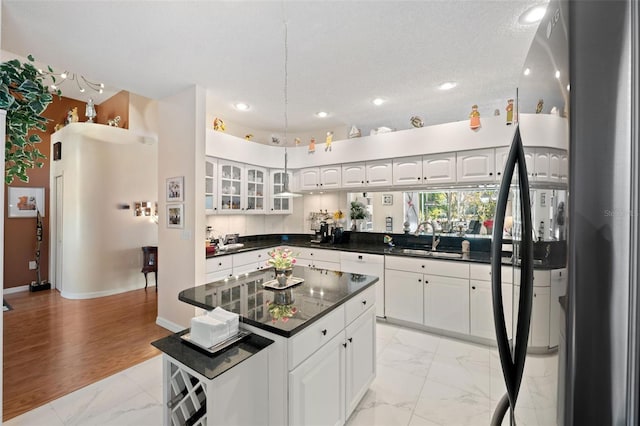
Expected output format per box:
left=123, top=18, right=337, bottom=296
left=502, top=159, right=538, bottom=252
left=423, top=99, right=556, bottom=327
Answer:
left=156, top=265, right=379, bottom=426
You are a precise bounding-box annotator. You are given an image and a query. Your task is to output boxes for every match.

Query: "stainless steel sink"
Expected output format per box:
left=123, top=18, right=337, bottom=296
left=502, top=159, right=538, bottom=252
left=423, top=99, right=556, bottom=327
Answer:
left=399, top=248, right=463, bottom=259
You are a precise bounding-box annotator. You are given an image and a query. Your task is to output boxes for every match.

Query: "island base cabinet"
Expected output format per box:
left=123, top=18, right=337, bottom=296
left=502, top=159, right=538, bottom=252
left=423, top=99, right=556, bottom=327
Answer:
left=423, top=275, right=470, bottom=334
left=470, top=280, right=514, bottom=341
left=163, top=350, right=269, bottom=426
left=345, top=308, right=376, bottom=419
left=289, top=332, right=346, bottom=426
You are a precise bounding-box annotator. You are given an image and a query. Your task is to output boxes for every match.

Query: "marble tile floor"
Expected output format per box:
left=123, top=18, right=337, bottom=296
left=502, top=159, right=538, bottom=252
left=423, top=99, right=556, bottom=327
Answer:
left=5, top=322, right=558, bottom=426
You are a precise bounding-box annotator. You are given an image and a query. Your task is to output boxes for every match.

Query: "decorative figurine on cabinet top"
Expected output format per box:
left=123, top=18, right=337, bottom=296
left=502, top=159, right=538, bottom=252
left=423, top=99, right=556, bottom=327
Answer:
left=65, top=107, right=79, bottom=125
left=506, top=99, right=514, bottom=125
left=107, top=116, right=121, bottom=127
left=325, top=131, right=333, bottom=152
left=410, top=116, right=424, bottom=128
left=294, top=137, right=301, bottom=146
left=308, top=137, right=316, bottom=154
left=469, top=104, right=481, bottom=131
left=213, top=117, right=225, bottom=132
left=536, top=99, right=544, bottom=113
left=348, top=125, right=361, bottom=138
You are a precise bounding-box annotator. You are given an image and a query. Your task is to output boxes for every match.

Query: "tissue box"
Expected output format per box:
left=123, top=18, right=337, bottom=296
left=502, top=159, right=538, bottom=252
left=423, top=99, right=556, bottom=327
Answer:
left=208, top=307, right=240, bottom=336
left=190, top=315, right=229, bottom=348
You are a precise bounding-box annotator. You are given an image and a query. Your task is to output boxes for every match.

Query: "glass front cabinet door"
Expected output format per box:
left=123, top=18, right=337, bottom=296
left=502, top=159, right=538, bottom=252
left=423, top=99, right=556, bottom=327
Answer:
left=218, top=161, right=244, bottom=212
left=205, top=157, right=217, bottom=214
left=270, top=170, right=293, bottom=214
left=245, top=166, right=267, bottom=214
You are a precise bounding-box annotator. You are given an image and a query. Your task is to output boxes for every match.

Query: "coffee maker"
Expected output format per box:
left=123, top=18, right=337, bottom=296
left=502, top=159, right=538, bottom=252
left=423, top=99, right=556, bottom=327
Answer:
left=319, top=221, right=331, bottom=243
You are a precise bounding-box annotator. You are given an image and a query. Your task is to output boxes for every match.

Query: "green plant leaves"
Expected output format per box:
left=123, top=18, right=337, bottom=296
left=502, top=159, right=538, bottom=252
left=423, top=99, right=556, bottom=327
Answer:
left=1, top=54, right=55, bottom=184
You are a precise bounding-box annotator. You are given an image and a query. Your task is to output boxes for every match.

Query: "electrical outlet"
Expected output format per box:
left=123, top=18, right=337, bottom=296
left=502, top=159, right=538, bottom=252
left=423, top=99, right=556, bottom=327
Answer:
left=29, top=261, right=37, bottom=270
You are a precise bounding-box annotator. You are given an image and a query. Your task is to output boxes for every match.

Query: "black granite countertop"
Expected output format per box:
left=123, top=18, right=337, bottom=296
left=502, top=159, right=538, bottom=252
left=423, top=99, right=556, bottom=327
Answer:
left=179, top=265, right=378, bottom=338
left=151, top=331, right=273, bottom=380
left=206, top=236, right=563, bottom=269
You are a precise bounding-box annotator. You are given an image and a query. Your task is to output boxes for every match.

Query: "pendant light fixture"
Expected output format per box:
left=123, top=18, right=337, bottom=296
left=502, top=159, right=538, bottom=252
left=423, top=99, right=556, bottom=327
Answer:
left=273, top=17, right=302, bottom=198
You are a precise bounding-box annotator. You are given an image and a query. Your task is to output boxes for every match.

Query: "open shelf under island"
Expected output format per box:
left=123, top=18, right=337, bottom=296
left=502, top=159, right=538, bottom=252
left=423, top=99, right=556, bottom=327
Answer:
left=153, top=265, right=379, bottom=426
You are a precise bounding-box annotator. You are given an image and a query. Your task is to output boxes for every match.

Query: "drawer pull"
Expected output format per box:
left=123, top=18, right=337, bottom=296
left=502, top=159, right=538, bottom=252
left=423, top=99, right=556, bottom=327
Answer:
left=358, top=255, right=363, bottom=260
left=218, top=262, right=222, bottom=266
left=362, top=300, right=367, bottom=306
left=348, top=337, right=353, bottom=343
left=418, top=279, right=422, bottom=283
left=421, top=265, right=425, bottom=268
left=425, top=280, right=429, bottom=284
left=472, top=286, right=476, bottom=290
left=321, top=329, right=327, bottom=336
left=343, top=343, right=347, bottom=348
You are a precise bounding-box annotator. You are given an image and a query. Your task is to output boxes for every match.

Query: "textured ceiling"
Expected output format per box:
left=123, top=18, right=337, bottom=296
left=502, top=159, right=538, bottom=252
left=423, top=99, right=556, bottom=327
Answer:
left=1, top=1, right=546, bottom=137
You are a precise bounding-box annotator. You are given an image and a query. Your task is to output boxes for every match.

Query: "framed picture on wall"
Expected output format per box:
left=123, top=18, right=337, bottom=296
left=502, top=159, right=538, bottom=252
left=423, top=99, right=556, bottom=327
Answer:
left=166, top=176, right=184, bottom=202
left=167, top=203, right=184, bottom=229
left=8, top=187, right=45, bottom=218
left=382, top=194, right=393, bottom=206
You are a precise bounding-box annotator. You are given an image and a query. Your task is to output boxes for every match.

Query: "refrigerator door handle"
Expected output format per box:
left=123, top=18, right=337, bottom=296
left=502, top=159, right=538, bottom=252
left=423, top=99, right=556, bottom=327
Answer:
left=490, top=125, right=534, bottom=426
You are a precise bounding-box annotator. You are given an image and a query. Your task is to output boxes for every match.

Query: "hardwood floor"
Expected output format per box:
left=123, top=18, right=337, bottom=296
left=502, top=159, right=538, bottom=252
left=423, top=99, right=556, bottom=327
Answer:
left=2, top=288, right=171, bottom=421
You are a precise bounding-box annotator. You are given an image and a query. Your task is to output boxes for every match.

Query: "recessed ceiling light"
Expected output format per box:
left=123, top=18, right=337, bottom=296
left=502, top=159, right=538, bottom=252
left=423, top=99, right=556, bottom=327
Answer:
left=524, top=68, right=531, bottom=76
left=372, top=98, right=386, bottom=106
left=234, top=102, right=250, bottom=111
left=519, top=4, right=547, bottom=24
left=438, top=82, right=457, bottom=91
left=315, top=111, right=328, bottom=118
left=555, top=70, right=561, bottom=79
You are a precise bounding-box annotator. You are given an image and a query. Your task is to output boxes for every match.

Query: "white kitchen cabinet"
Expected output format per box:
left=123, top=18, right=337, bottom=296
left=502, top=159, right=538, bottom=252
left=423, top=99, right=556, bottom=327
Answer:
left=345, top=308, right=376, bottom=418
left=469, top=280, right=513, bottom=340
left=514, top=282, right=551, bottom=349
left=340, top=252, right=385, bottom=317
left=560, top=153, right=569, bottom=182
left=365, top=160, right=393, bottom=186
left=289, top=303, right=376, bottom=426
left=341, top=163, right=366, bottom=187
left=205, top=157, right=217, bottom=215
left=392, top=156, right=423, bottom=186
left=232, top=249, right=270, bottom=275
left=384, top=268, right=424, bottom=323
left=320, top=166, right=342, bottom=189
left=423, top=274, right=469, bottom=334
left=298, top=168, right=321, bottom=190
left=289, top=332, right=346, bottom=426
left=456, top=149, right=496, bottom=182
left=422, top=153, right=456, bottom=184
left=549, top=150, right=562, bottom=182
left=295, top=248, right=341, bottom=270
left=218, top=160, right=245, bottom=212
left=495, top=147, right=510, bottom=180
left=245, top=165, right=267, bottom=214
left=341, top=160, right=393, bottom=188
left=298, top=166, right=341, bottom=190
left=205, top=256, right=233, bottom=282
left=549, top=268, right=567, bottom=348
left=524, top=148, right=553, bottom=182
left=269, top=170, right=293, bottom=214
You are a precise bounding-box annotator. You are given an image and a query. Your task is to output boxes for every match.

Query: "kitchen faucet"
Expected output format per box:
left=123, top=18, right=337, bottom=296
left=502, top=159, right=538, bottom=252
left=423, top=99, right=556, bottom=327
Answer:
left=414, top=220, right=441, bottom=251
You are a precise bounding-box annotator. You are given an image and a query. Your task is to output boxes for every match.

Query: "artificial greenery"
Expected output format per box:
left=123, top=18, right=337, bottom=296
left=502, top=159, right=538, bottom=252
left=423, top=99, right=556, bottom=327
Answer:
left=350, top=201, right=368, bottom=220
left=0, top=55, right=59, bottom=184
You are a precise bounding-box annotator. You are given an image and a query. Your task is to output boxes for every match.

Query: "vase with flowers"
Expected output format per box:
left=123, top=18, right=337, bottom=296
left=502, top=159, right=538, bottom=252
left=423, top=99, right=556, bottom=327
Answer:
left=267, top=247, right=297, bottom=287
left=350, top=201, right=368, bottom=231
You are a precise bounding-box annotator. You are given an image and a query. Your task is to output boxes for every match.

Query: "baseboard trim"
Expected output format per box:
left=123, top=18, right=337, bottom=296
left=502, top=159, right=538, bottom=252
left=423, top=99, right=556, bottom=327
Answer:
left=60, top=284, right=153, bottom=300
left=156, top=316, right=185, bottom=333
left=4, top=285, right=30, bottom=295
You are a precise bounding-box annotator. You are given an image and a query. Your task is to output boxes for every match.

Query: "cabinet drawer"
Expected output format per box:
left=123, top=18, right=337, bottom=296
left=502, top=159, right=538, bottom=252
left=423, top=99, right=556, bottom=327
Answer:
left=345, top=285, right=376, bottom=326
left=288, top=305, right=346, bottom=370
left=206, top=256, right=233, bottom=273
left=469, top=264, right=514, bottom=283
left=513, top=269, right=551, bottom=287
left=340, top=252, right=384, bottom=265
left=233, top=249, right=270, bottom=268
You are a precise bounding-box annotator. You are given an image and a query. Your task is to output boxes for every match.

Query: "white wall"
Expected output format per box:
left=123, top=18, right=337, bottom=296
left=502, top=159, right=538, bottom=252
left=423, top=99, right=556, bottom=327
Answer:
left=157, top=85, right=206, bottom=332
left=49, top=124, right=158, bottom=299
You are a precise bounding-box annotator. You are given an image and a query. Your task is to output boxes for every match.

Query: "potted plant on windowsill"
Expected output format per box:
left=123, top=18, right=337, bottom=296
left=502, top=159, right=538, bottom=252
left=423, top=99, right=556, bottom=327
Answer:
left=0, top=54, right=59, bottom=184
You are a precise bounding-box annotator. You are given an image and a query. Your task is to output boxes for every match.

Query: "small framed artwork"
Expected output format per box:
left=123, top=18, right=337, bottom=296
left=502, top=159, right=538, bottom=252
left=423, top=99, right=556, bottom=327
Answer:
left=8, top=187, right=45, bottom=218
left=53, top=142, right=62, bottom=161
left=540, top=192, right=547, bottom=207
left=166, top=176, right=184, bottom=202
left=167, top=203, right=184, bottom=229
left=382, top=194, right=393, bottom=206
